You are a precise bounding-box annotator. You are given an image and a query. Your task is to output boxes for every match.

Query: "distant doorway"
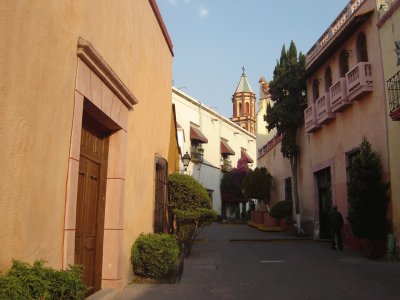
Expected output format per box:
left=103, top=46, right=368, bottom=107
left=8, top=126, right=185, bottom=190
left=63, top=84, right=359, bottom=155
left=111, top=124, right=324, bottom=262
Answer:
left=316, top=168, right=332, bottom=239
left=75, top=113, right=109, bottom=295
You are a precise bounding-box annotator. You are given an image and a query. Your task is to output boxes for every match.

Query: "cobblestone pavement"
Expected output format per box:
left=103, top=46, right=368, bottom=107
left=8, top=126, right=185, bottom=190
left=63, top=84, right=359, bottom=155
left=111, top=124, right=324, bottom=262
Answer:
left=101, top=223, right=400, bottom=300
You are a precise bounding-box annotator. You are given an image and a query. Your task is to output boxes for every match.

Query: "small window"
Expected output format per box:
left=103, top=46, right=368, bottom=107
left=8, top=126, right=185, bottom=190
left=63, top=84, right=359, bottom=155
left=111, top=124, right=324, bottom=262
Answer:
left=154, top=157, right=168, bottom=233
left=346, top=148, right=360, bottom=201
left=285, top=177, right=292, bottom=203
left=325, top=67, right=332, bottom=92
left=246, top=102, right=250, bottom=114
left=339, top=50, right=349, bottom=77
left=312, top=79, right=320, bottom=101
left=356, top=32, right=368, bottom=63
left=239, top=103, right=242, bottom=116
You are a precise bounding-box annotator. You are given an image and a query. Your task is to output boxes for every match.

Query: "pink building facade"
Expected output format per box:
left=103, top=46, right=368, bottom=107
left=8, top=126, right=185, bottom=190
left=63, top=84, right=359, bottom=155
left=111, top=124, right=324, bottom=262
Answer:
left=258, top=0, right=392, bottom=249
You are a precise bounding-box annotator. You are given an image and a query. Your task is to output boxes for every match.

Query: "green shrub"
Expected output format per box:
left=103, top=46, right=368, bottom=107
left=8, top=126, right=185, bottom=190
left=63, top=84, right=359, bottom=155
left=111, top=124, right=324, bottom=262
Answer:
left=0, top=259, right=87, bottom=300
left=197, top=208, right=218, bottom=224
left=173, top=208, right=201, bottom=223
left=269, top=200, right=291, bottom=219
left=176, top=222, right=197, bottom=256
left=131, top=233, right=179, bottom=280
left=168, top=173, right=211, bottom=210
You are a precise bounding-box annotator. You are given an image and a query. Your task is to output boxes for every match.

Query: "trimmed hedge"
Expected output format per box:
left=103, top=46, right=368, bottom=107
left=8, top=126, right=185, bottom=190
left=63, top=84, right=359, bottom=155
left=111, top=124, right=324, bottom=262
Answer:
left=131, top=233, right=179, bottom=280
left=197, top=208, right=218, bottom=224
left=0, top=259, right=87, bottom=300
left=168, top=173, right=211, bottom=210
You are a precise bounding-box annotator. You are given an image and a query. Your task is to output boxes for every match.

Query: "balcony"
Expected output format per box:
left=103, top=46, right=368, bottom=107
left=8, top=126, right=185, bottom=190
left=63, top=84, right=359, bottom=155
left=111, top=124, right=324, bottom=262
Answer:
left=304, top=104, right=321, bottom=133
left=388, top=70, right=400, bottom=121
left=191, top=146, right=204, bottom=163
left=221, top=158, right=232, bottom=172
left=330, top=78, right=351, bottom=112
left=316, top=93, right=335, bottom=125
left=346, top=62, right=373, bottom=101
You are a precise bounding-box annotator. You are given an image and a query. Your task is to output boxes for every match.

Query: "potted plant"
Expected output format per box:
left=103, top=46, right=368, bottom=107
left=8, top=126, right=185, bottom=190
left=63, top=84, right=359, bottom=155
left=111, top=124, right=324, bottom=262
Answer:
left=269, top=200, right=291, bottom=227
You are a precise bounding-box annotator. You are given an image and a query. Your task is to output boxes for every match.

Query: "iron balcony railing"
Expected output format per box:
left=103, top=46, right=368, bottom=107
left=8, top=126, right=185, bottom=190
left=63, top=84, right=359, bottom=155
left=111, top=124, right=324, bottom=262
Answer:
left=191, top=146, right=204, bottom=163
left=388, top=70, right=400, bottom=116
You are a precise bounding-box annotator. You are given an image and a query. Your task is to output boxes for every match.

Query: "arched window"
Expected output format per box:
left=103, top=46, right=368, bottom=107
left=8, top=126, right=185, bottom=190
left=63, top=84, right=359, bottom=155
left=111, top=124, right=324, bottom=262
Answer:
left=339, top=50, right=349, bottom=77
left=238, top=103, right=242, bottom=116
left=356, top=32, right=368, bottom=62
left=246, top=102, right=250, bottom=114
left=312, top=79, right=320, bottom=101
left=325, top=67, right=332, bottom=92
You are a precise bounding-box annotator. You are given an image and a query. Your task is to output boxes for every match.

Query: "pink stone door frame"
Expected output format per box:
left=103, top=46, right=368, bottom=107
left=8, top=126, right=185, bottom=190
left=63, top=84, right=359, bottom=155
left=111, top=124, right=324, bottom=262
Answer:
left=311, top=158, right=335, bottom=239
left=63, top=38, right=137, bottom=289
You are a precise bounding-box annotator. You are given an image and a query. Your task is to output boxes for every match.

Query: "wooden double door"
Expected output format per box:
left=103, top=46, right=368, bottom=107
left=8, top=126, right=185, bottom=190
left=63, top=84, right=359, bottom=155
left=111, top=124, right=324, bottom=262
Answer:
left=75, top=114, right=109, bottom=295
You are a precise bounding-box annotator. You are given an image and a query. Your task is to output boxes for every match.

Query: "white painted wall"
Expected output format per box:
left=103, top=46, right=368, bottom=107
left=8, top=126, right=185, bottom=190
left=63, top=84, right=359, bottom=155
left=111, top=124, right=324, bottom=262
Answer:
left=172, top=87, right=257, bottom=213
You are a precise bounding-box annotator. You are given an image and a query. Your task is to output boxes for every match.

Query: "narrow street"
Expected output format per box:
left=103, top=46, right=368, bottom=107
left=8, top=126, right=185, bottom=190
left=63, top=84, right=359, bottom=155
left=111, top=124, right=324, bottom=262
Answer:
left=113, top=223, right=400, bottom=300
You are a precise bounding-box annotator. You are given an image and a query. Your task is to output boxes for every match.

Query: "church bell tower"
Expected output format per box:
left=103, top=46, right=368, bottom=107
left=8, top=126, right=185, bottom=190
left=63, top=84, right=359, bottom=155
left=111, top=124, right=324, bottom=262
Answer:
left=230, top=67, right=256, bottom=134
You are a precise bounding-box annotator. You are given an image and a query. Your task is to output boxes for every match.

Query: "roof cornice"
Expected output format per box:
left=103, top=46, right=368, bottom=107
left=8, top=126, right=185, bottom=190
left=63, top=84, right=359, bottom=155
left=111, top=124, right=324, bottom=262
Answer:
left=77, top=38, right=138, bottom=109
left=149, top=0, right=174, bottom=57
left=377, top=0, right=400, bottom=28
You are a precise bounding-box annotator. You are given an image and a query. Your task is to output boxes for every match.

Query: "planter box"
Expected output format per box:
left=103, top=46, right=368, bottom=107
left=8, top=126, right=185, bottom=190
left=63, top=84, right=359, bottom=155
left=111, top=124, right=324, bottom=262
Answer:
left=254, top=211, right=264, bottom=224
left=278, top=218, right=286, bottom=228
left=250, top=210, right=255, bottom=223
left=263, top=213, right=276, bottom=227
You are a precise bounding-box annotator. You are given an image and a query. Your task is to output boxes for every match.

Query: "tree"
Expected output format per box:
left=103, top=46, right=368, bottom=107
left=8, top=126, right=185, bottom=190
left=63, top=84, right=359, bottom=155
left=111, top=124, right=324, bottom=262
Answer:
left=264, top=41, right=307, bottom=230
left=242, top=167, right=272, bottom=203
left=220, top=160, right=249, bottom=218
left=348, top=137, right=388, bottom=257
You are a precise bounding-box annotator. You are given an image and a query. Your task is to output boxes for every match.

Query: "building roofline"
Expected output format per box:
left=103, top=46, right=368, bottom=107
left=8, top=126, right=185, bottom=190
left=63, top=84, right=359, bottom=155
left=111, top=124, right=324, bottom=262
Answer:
left=305, top=0, right=369, bottom=69
left=172, top=87, right=256, bottom=139
left=377, top=0, right=400, bottom=28
left=149, top=0, right=174, bottom=57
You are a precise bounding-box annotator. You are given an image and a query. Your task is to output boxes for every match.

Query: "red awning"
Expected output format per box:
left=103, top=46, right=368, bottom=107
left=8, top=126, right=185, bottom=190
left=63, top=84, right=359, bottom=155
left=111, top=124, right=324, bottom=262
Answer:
left=221, top=140, right=235, bottom=155
left=241, top=150, right=254, bottom=163
left=190, top=125, right=208, bottom=144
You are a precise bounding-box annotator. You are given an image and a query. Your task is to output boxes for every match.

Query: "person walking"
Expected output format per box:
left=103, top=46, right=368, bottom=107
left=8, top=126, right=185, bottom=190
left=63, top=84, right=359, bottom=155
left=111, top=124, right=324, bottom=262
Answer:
left=328, top=205, right=344, bottom=250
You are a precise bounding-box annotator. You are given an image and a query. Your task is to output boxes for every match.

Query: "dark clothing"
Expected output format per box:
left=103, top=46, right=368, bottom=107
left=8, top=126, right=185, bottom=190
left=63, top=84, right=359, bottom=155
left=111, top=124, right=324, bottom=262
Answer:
left=328, top=208, right=344, bottom=250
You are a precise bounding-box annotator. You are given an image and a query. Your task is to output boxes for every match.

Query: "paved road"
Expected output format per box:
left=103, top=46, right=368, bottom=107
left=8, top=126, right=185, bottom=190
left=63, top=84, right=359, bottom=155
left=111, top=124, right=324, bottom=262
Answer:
left=113, top=223, right=400, bottom=300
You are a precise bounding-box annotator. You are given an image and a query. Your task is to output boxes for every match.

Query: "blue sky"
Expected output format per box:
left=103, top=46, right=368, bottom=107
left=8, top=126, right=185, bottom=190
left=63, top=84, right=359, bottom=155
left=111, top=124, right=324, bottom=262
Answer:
left=157, top=0, right=350, bottom=118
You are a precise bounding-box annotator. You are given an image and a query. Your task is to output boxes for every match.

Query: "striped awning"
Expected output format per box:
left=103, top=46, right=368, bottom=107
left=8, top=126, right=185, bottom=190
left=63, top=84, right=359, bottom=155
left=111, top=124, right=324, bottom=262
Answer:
left=221, top=140, right=235, bottom=155
left=190, top=125, right=208, bottom=144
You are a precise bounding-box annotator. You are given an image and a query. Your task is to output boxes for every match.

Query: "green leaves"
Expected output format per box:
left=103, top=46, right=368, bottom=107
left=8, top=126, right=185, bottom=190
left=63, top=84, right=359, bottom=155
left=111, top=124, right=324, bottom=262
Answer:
left=131, top=233, right=179, bottom=280
left=0, top=259, right=87, bottom=299
left=269, top=200, right=292, bottom=219
left=348, top=137, right=388, bottom=240
left=168, top=173, right=211, bottom=210
left=265, top=40, right=306, bottom=160
left=242, top=167, right=272, bottom=202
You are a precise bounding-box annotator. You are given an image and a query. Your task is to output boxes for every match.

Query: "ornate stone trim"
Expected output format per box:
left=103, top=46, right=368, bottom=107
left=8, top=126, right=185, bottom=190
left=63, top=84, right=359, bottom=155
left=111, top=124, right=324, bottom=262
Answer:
left=77, top=38, right=138, bottom=109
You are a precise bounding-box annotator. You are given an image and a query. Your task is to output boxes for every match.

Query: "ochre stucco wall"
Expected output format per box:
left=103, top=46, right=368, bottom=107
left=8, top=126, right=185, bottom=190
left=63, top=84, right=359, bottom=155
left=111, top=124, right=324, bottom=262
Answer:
left=0, top=0, right=173, bottom=288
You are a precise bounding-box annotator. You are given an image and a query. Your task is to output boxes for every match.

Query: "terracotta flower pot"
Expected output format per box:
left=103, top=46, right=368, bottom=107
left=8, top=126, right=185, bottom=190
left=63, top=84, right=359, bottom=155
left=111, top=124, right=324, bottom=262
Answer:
left=254, top=211, right=264, bottom=224
left=263, top=212, right=276, bottom=227
left=278, top=218, right=286, bottom=228
left=250, top=210, right=256, bottom=223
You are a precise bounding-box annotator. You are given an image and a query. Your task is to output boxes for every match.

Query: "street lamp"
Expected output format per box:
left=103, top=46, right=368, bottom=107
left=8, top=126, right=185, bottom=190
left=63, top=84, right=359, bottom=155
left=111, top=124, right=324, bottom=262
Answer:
left=182, top=151, right=191, bottom=171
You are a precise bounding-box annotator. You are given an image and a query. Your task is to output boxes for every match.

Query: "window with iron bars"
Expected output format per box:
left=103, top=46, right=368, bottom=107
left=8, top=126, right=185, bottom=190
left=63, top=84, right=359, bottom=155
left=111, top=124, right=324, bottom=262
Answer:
left=387, top=70, right=400, bottom=114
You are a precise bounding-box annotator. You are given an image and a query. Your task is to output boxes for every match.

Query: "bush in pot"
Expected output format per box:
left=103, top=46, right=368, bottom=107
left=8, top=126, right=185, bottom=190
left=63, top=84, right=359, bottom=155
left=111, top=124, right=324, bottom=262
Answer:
left=269, top=200, right=292, bottom=224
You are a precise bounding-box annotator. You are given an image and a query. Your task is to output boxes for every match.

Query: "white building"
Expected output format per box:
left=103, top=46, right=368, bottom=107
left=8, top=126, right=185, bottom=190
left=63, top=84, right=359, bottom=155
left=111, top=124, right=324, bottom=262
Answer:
left=172, top=87, right=256, bottom=216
